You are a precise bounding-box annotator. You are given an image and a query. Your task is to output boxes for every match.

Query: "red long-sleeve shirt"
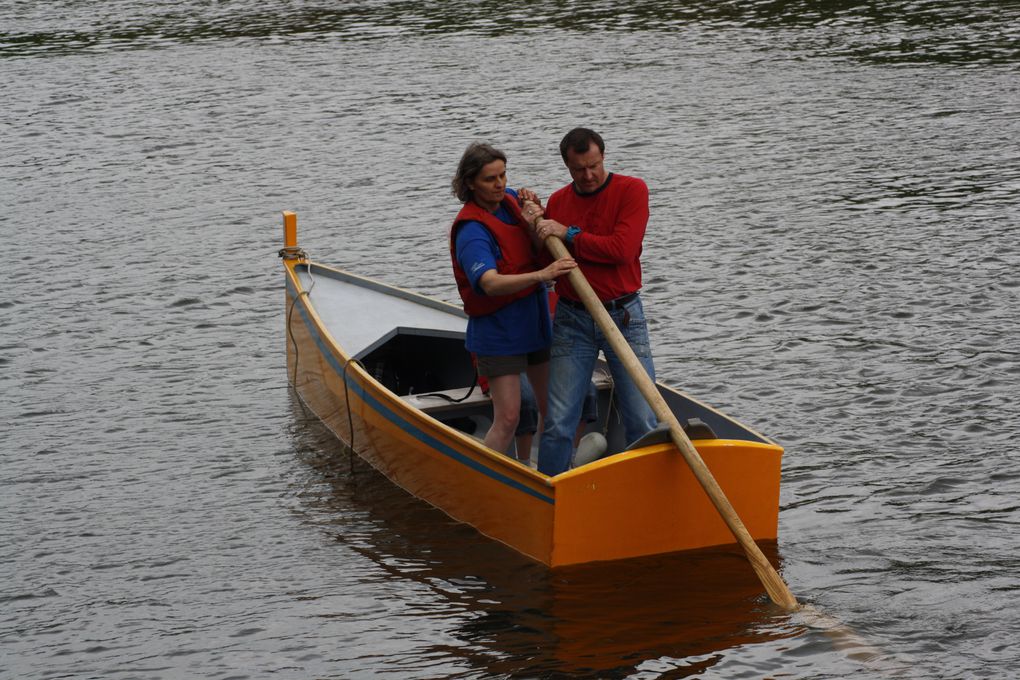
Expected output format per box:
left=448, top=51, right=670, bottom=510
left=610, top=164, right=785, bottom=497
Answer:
left=545, top=173, right=649, bottom=302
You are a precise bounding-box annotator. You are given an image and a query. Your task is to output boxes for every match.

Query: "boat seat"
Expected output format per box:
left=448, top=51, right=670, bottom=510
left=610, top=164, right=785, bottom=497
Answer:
left=624, top=418, right=718, bottom=451
left=405, top=364, right=612, bottom=416
left=401, top=386, right=491, bottom=415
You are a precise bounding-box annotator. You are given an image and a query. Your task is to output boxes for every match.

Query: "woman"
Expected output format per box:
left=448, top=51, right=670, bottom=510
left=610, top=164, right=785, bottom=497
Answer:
left=450, top=142, right=576, bottom=461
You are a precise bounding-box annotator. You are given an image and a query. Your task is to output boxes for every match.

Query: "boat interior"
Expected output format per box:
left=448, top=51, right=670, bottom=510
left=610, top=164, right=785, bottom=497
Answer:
left=355, top=327, right=770, bottom=462
left=293, top=263, right=770, bottom=464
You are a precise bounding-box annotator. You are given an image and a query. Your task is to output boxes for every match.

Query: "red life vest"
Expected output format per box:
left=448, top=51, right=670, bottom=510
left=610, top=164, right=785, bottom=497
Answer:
left=450, top=196, right=539, bottom=317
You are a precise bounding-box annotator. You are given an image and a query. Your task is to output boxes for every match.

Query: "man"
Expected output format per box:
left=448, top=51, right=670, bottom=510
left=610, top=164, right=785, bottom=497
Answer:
left=533, top=127, right=658, bottom=476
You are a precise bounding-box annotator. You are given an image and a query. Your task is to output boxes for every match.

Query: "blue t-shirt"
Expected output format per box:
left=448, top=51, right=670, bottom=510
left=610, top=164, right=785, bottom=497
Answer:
left=455, top=202, right=551, bottom=357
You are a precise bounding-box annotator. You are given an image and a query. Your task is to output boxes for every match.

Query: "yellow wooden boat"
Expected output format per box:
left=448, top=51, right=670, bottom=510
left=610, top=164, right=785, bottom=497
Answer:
left=280, top=213, right=785, bottom=568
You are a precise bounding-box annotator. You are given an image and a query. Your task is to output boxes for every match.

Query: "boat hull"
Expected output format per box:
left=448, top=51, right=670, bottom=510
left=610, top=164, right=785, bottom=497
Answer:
left=284, top=261, right=783, bottom=567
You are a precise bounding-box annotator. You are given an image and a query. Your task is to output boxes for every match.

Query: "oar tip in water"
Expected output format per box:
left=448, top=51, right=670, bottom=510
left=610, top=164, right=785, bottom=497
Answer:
left=796, top=604, right=917, bottom=675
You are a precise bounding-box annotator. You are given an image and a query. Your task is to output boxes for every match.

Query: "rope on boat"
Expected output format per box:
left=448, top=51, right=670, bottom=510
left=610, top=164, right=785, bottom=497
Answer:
left=286, top=297, right=305, bottom=388
left=342, top=358, right=365, bottom=465
left=278, top=246, right=308, bottom=261
left=281, top=254, right=361, bottom=474
left=414, top=369, right=480, bottom=403
left=285, top=259, right=317, bottom=388
left=603, top=379, right=617, bottom=438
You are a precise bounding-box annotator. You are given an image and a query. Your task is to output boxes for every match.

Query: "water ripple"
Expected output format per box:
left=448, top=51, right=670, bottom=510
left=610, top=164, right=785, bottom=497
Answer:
left=3, top=1, right=1020, bottom=678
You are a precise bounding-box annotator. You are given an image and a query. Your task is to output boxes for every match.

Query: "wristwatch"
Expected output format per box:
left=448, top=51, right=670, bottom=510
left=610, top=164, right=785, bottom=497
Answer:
left=565, top=226, right=582, bottom=244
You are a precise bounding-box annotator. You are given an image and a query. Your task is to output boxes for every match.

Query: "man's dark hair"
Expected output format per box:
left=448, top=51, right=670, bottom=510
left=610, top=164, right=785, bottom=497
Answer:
left=452, top=142, right=507, bottom=203
left=559, top=128, right=605, bottom=162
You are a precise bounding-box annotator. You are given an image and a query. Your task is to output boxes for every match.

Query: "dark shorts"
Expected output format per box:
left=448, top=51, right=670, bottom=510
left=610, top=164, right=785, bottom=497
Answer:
left=476, top=347, right=551, bottom=378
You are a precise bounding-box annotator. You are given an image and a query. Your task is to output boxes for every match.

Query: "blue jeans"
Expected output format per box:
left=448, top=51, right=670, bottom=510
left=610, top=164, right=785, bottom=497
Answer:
left=537, top=295, right=657, bottom=475
left=518, top=375, right=598, bottom=436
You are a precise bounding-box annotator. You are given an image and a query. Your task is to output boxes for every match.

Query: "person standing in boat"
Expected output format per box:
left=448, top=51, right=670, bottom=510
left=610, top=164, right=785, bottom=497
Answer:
left=450, top=142, right=577, bottom=461
left=532, top=128, right=658, bottom=476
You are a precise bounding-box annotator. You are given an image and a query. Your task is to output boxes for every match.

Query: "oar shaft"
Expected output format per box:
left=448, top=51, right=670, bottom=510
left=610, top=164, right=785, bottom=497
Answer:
left=546, top=235, right=798, bottom=610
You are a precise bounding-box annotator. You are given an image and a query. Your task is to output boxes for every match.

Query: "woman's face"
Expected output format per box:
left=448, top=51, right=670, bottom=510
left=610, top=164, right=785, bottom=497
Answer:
left=468, top=159, right=507, bottom=210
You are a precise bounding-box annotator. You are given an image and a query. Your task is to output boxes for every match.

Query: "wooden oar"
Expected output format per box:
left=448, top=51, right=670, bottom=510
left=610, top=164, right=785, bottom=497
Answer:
left=544, top=235, right=799, bottom=611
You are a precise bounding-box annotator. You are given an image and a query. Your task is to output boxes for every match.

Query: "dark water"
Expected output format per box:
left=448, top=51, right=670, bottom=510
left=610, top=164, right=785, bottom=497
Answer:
left=3, top=1, right=1019, bottom=677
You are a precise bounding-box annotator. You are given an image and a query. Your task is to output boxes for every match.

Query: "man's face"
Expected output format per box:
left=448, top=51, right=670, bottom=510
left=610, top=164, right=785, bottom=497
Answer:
left=565, top=146, right=607, bottom=193
left=468, top=159, right=507, bottom=208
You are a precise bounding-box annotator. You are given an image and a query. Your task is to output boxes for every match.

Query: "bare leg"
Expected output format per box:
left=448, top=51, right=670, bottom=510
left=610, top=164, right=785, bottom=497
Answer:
left=484, top=373, right=521, bottom=455
left=523, top=362, right=550, bottom=462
